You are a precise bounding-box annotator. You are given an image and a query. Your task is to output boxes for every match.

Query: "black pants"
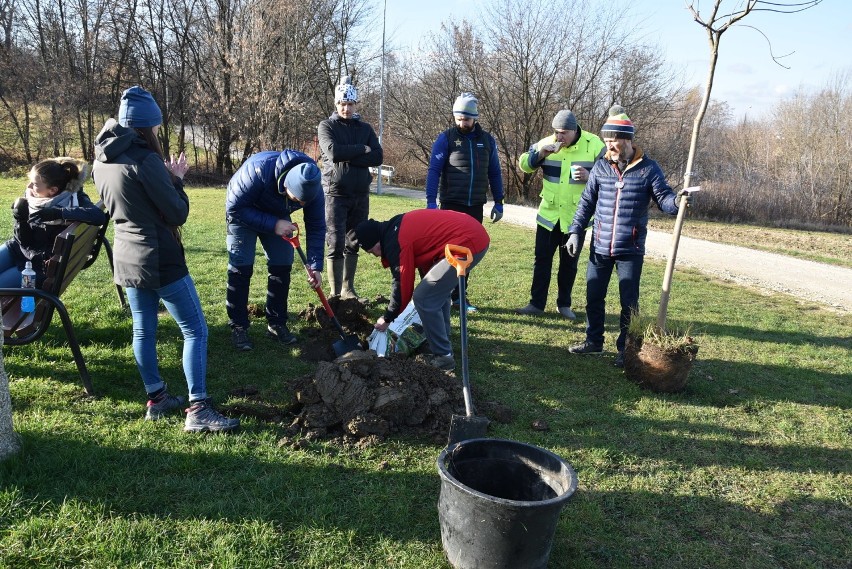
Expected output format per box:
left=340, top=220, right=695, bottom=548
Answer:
left=528, top=223, right=584, bottom=310
left=440, top=201, right=484, bottom=302
left=326, top=194, right=369, bottom=259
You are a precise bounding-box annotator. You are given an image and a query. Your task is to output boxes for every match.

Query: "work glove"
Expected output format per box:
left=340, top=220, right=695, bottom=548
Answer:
left=490, top=201, right=503, bottom=223
left=426, top=200, right=438, bottom=210
left=676, top=189, right=694, bottom=208
left=12, top=198, right=29, bottom=222
left=29, top=207, right=63, bottom=224
left=566, top=233, right=581, bottom=257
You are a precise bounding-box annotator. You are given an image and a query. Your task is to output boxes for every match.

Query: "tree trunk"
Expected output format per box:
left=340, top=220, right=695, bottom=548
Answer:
left=0, top=332, right=21, bottom=460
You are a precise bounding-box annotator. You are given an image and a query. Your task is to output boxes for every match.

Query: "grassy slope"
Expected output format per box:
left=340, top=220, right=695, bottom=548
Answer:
left=0, top=180, right=849, bottom=568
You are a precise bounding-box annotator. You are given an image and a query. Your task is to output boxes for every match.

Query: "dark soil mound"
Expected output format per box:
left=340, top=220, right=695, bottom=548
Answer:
left=297, top=297, right=378, bottom=361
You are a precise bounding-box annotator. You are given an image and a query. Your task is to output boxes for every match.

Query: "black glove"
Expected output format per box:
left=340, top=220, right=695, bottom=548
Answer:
left=12, top=198, right=29, bottom=222
left=29, top=207, right=63, bottom=224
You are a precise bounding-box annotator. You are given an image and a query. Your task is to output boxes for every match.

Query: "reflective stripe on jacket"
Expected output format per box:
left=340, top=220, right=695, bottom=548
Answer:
left=519, top=129, right=605, bottom=231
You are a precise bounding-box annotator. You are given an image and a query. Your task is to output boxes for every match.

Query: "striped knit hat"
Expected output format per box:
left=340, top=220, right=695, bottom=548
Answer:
left=601, top=105, right=634, bottom=140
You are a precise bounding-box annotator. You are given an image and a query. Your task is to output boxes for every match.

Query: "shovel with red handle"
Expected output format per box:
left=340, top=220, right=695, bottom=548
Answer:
left=445, top=243, right=489, bottom=446
left=282, top=224, right=361, bottom=356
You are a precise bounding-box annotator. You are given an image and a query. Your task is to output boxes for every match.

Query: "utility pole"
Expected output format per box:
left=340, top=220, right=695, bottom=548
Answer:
left=376, top=0, right=387, bottom=195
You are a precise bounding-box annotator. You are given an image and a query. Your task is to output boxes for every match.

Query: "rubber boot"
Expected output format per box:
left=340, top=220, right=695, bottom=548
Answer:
left=340, top=255, right=367, bottom=302
left=327, top=258, right=343, bottom=298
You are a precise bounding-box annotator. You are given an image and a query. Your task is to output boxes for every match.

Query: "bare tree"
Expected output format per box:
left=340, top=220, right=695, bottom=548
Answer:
left=658, top=0, right=824, bottom=330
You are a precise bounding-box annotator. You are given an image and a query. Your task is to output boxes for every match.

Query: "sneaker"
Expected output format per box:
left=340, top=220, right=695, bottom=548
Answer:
left=568, top=341, right=604, bottom=355
left=429, top=354, right=456, bottom=371
left=614, top=351, right=625, bottom=368
left=145, top=391, right=186, bottom=421
left=266, top=324, right=297, bottom=345
left=557, top=306, right=577, bottom=320
left=232, top=326, right=253, bottom=351
left=451, top=299, right=478, bottom=313
left=184, top=399, right=240, bottom=433
left=515, top=303, right=544, bottom=316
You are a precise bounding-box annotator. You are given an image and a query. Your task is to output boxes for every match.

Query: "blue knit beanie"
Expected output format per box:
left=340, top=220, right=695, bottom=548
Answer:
left=452, top=92, right=479, bottom=118
left=283, top=162, right=321, bottom=203
left=118, top=86, right=162, bottom=128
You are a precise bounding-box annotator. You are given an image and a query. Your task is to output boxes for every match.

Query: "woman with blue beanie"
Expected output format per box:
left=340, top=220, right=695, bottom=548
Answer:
left=93, top=85, right=239, bottom=433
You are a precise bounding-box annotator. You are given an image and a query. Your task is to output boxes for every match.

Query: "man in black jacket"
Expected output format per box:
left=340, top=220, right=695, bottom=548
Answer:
left=317, top=75, right=383, bottom=302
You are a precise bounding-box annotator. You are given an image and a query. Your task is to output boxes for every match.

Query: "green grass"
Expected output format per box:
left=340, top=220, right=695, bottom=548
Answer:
left=0, top=181, right=850, bottom=568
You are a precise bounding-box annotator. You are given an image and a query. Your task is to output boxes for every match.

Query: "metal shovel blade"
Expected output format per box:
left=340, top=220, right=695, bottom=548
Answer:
left=448, top=413, right=490, bottom=446
left=332, top=334, right=362, bottom=357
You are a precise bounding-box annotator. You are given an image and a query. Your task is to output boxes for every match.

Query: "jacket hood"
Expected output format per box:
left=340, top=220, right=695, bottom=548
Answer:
left=94, top=118, right=147, bottom=163
left=329, top=111, right=363, bottom=121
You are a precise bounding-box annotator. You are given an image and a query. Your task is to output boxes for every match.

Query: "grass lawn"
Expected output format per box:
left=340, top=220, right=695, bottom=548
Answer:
left=0, top=180, right=850, bottom=568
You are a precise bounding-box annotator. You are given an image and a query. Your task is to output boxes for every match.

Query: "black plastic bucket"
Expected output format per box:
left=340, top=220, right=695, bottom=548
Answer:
left=436, top=438, right=578, bottom=569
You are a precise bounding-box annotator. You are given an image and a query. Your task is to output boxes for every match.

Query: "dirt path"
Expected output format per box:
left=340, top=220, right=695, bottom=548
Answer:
left=373, top=184, right=851, bottom=312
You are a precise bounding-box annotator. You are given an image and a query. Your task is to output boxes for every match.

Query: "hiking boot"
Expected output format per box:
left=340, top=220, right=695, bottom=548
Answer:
left=614, top=351, right=625, bottom=368
left=429, top=354, right=456, bottom=371
left=557, top=306, right=577, bottom=320
left=568, top=341, right=604, bottom=355
left=267, top=323, right=297, bottom=345
left=231, top=326, right=253, bottom=351
left=452, top=299, right=478, bottom=313
left=145, top=390, right=186, bottom=421
left=184, top=399, right=240, bottom=433
left=515, top=303, right=544, bottom=316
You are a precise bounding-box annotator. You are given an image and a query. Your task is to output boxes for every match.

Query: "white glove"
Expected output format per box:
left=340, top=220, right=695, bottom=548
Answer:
left=566, top=233, right=580, bottom=257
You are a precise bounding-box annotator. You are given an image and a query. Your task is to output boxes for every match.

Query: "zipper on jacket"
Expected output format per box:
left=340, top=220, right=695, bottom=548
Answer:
left=467, top=138, right=474, bottom=206
left=609, top=162, right=624, bottom=256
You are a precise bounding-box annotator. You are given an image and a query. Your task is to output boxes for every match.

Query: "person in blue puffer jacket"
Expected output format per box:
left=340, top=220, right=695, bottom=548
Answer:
left=225, top=149, right=325, bottom=351
left=566, top=106, right=691, bottom=368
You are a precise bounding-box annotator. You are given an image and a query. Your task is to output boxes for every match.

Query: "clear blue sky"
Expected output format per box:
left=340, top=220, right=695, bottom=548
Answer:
left=379, top=0, right=851, bottom=119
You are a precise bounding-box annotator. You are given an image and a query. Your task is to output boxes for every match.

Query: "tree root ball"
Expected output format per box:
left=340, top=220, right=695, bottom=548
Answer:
left=624, top=334, right=698, bottom=393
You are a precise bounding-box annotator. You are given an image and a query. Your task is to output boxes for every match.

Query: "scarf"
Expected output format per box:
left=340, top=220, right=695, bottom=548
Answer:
left=27, top=191, right=79, bottom=225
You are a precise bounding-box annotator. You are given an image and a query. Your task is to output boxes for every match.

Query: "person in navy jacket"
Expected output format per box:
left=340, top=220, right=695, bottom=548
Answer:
left=566, top=106, right=690, bottom=368
left=225, top=149, right=325, bottom=351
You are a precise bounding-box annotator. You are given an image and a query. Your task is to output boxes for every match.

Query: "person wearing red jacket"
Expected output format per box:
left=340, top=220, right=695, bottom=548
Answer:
left=353, top=209, right=490, bottom=371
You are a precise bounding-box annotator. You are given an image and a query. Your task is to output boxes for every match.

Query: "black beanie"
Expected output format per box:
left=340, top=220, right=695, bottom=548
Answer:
left=354, top=219, right=382, bottom=251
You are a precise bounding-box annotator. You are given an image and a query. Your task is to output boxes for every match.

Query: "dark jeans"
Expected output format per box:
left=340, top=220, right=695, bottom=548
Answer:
left=440, top=201, right=484, bottom=301
left=326, top=194, right=369, bottom=259
left=226, top=221, right=293, bottom=329
left=584, top=251, right=644, bottom=352
left=529, top=223, right=584, bottom=310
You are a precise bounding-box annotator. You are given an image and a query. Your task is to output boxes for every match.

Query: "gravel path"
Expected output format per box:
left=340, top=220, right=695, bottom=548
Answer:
left=373, top=184, right=851, bottom=312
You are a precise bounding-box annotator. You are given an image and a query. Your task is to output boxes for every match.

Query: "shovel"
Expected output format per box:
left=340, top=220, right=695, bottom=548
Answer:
left=445, top=243, right=489, bottom=446
left=282, top=224, right=361, bottom=357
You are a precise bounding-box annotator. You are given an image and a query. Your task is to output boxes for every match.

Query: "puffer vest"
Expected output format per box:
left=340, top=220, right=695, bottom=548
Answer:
left=439, top=125, right=491, bottom=207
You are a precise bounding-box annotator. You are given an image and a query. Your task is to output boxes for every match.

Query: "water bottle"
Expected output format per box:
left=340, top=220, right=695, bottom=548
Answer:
left=21, top=261, right=36, bottom=313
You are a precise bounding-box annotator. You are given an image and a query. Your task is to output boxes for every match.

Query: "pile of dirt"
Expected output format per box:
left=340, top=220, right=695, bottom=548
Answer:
left=296, top=296, right=380, bottom=361
left=237, top=296, right=513, bottom=446
left=283, top=349, right=467, bottom=443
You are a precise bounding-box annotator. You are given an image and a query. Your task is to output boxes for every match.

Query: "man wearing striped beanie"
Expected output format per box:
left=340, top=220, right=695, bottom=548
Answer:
left=565, top=105, right=691, bottom=368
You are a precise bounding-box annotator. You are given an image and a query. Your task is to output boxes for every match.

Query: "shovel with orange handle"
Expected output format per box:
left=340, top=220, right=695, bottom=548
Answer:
left=445, top=243, right=489, bottom=445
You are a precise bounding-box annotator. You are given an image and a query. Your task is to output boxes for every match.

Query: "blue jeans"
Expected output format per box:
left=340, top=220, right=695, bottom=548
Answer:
left=125, top=274, right=208, bottom=401
left=0, top=244, right=22, bottom=288
left=226, top=221, right=293, bottom=329
left=584, top=251, right=644, bottom=352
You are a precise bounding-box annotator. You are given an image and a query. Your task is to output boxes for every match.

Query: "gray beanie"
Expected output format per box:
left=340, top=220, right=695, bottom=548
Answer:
left=552, top=110, right=578, bottom=131
left=335, top=76, right=359, bottom=103
left=452, top=92, right=479, bottom=118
